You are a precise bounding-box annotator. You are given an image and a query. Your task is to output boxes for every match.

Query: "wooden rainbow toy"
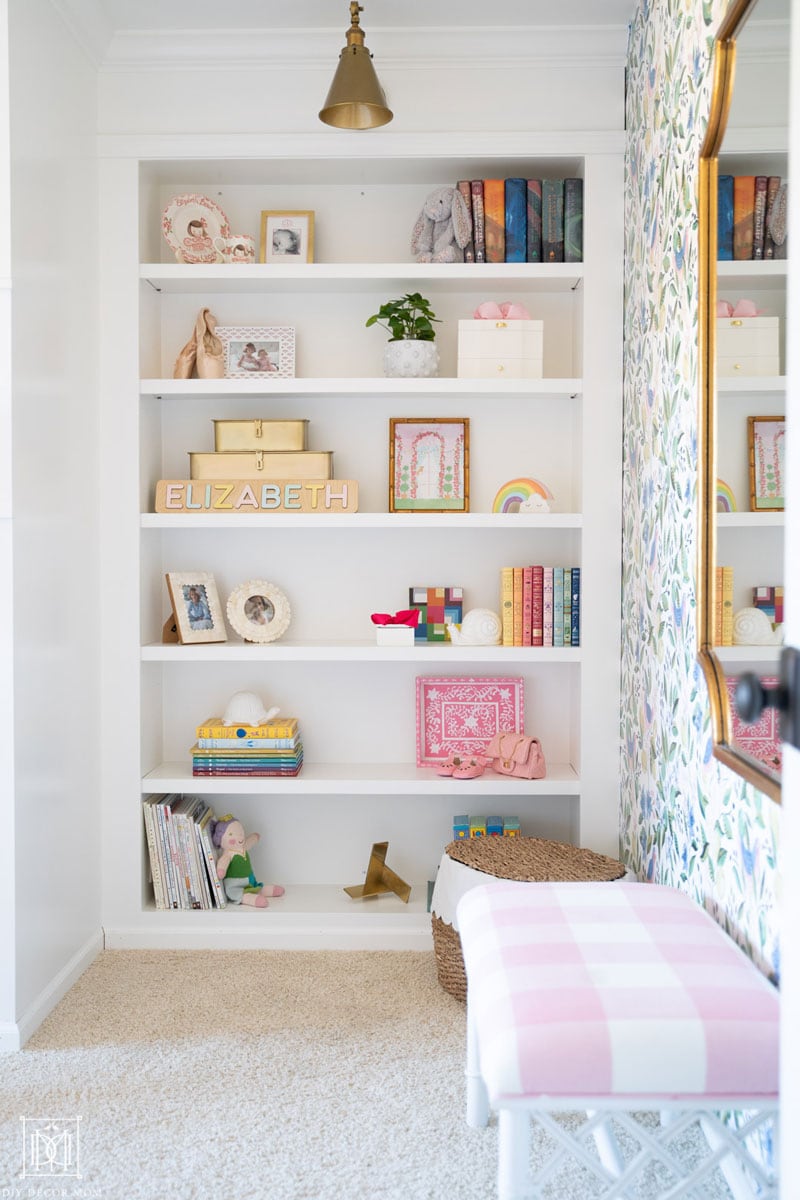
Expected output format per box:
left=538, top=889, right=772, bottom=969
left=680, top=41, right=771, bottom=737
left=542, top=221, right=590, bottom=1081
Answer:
left=492, top=477, right=554, bottom=513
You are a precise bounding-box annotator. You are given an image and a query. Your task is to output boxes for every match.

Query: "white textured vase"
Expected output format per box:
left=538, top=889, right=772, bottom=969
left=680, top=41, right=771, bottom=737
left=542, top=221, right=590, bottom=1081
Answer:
left=384, top=339, right=439, bottom=378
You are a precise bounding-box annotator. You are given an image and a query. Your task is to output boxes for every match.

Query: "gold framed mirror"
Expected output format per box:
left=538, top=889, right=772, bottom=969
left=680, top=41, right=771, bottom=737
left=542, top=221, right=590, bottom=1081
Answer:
left=697, top=0, right=787, bottom=803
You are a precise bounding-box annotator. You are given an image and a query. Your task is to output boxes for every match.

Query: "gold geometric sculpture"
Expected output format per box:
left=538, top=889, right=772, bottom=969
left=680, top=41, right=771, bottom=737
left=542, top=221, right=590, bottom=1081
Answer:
left=343, top=842, right=411, bottom=903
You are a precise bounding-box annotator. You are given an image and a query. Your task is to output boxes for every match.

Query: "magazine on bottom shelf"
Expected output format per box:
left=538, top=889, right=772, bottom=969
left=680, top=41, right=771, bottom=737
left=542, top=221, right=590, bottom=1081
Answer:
left=142, top=794, right=227, bottom=910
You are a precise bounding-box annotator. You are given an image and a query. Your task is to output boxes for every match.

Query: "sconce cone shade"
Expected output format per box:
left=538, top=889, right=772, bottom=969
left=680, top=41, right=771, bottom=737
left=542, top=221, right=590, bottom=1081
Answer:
left=319, top=5, right=393, bottom=129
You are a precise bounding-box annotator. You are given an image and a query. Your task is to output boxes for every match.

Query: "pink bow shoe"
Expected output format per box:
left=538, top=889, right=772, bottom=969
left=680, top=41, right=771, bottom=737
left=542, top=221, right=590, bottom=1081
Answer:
left=452, top=758, right=485, bottom=779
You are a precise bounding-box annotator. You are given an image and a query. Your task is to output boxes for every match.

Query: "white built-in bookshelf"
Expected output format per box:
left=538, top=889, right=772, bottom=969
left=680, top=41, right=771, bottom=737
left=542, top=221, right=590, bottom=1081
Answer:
left=714, top=143, right=787, bottom=680
left=98, top=136, right=624, bottom=949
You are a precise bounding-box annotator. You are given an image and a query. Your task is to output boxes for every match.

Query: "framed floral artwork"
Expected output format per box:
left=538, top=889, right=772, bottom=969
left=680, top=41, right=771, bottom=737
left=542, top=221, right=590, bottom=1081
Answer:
left=415, top=675, right=524, bottom=766
left=726, top=675, right=782, bottom=778
left=389, top=417, right=469, bottom=512
left=748, top=415, right=785, bottom=511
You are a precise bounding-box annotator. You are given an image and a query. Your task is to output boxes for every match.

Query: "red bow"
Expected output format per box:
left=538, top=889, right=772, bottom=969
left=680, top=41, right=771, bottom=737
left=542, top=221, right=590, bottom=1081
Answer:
left=370, top=609, right=420, bottom=627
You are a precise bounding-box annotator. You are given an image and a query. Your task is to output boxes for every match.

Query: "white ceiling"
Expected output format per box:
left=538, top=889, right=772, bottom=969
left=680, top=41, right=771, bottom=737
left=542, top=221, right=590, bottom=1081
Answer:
left=94, top=0, right=639, bottom=32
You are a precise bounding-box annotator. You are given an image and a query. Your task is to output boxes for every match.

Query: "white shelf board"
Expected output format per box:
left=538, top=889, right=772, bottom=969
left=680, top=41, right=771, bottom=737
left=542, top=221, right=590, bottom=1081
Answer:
left=142, top=761, right=581, bottom=795
left=140, top=261, right=584, bottom=295
left=141, top=512, right=583, bottom=530
left=717, top=375, right=786, bottom=394
left=715, top=646, right=782, bottom=667
left=717, top=512, right=785, bottom=528
left=141, top=640, right=581, bottom=663
left=716, top=260, right=788, bottom=290
left=106, top=886, right=434, bottom=950
left=141, top=377, right=583, bottom=399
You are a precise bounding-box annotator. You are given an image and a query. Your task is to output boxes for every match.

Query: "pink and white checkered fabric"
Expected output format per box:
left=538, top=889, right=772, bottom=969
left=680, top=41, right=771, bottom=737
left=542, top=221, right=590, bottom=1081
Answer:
left=457, top=881, right=778, bottom=1102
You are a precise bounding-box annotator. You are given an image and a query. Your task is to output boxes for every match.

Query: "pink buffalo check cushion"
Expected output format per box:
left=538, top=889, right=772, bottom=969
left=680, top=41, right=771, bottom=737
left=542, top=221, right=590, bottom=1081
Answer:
left=457, top=881, right=779, bottom=1102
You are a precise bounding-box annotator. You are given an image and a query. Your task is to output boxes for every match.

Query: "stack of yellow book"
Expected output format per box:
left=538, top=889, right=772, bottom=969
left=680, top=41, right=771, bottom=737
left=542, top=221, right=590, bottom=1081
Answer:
left=191, top=715, right=303, bottom=777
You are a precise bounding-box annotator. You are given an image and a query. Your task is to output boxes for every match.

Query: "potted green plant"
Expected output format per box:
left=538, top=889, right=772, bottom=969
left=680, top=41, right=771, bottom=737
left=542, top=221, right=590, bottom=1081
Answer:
left=366, top=291, right=441, bottom=378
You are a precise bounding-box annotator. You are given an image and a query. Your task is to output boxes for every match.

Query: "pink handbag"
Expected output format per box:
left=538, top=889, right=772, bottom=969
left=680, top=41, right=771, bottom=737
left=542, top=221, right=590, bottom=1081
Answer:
left=485, top=731, right=546, bottom=779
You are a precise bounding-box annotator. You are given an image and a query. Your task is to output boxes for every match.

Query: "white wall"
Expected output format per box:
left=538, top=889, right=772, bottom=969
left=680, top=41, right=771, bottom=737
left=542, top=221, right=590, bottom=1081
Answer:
left=1, top=0, right=102, bottom=1047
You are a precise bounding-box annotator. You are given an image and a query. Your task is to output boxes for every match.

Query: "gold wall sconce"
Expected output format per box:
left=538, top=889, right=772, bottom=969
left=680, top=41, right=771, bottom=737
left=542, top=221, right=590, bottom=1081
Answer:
left=319, top=2, right=393, bottom=130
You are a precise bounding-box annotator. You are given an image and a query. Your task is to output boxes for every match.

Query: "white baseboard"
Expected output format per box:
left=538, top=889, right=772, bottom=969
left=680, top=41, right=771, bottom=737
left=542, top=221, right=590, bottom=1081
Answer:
left=0, top=929, right=103, bottom=1052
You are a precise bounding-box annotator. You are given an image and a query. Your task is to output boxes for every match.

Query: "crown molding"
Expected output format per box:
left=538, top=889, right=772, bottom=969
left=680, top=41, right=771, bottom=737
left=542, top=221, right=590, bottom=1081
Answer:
left=99, top=25, right=629, bottom=72
left=49, top=0, right=114, bottom=65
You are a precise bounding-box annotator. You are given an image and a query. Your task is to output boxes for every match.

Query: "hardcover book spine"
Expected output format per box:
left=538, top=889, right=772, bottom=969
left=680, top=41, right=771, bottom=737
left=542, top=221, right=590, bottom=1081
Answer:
left=564, top=178, right=583, bottom=263
left=156, top=798, right=179, bottom=910
left=196, top=736, right=298, bottom=749
left=570, top=567, right=581, bottom=647
left=526, top=180, right=542, bottom=262
left=733, top=175, right=755, bottom=260
left=715, top=566, right=723, bottom=646
left=563, top=568, right=572, bottom=646
left=483, top=178, right=505, bottom=263
left=457, top=180, right=475, bottom=263
left=471, top=180, right=486, bottom=262
left=717, top=175, right=734, bottom=260
left=775, top=585, right=784, bottom=624
left=501, top=567, right=514, bottom=646
left=142, top=799, right=167, bottom=910
left=531, top=565, right=544, bottom=647
left=542, top=567, right=554, bottom=646
left=553, top=568, right=564, bottom=647
left=721, top=566, right=734, bottom=646
left=752, top=176, right=768, bottom=260
left=764, top=176, right=781, bottom=259
left=199, top=816, right=227, bottom=908
left=196, top=719, right=298, bottom=738
left=522, top=566, right=533, bottom=646
left=542, top=179, right=565, bottom=263
left=513, top=566, right=524, bottom=647
left=504, top=177, right=527, bottom=263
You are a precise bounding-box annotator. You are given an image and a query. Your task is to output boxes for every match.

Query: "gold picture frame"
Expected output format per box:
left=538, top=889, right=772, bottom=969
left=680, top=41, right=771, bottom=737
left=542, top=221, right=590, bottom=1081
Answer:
left=748, top=415, right=786, bottom=512
left=259, top=211, right=315, bottom=264
left=389, top=417, right=470, bottom=513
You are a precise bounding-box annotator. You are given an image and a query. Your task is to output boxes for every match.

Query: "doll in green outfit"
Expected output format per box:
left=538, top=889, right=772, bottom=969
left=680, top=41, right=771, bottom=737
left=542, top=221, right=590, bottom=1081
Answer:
left=211, top=815, right=285, bottom=908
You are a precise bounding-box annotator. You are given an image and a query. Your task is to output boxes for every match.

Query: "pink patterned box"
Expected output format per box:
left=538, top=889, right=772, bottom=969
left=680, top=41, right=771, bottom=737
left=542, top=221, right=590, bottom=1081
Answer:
left=415, top=676, right=524, bottom=767
left=726, top=675, right=782, bottom=776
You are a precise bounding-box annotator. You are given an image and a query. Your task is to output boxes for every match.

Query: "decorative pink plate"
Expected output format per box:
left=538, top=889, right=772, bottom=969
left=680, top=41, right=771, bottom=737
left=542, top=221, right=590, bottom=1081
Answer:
left=416, top=675, right=524, bottom=766
left=162, top=193, right=232, bottom=264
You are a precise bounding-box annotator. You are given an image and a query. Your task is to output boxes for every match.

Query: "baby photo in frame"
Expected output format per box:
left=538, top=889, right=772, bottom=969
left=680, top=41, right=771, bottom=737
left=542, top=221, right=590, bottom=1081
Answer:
left=165, top=572, right=227, bottom=645
left=389, top=417, right=470, bottom=513
left=259, top=211, right=315, bottom=264
left=216, top=325, right=296, bottom=379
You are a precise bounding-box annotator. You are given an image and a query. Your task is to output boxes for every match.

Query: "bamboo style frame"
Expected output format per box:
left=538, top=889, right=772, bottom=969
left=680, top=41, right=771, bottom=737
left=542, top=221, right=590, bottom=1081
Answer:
left=697, top=0, right=781, bottom=802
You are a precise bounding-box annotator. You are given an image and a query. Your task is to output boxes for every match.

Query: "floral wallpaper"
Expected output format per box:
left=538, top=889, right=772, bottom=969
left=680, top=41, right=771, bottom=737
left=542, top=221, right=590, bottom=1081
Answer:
left=621, top=0, right=780, bottom=986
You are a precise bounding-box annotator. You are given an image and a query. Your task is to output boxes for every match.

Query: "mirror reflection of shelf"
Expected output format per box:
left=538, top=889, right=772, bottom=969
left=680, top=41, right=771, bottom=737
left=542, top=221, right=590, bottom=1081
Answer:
left=717, top=512, right=784, bottom=528
left=716, top=645, right=782, bottom=669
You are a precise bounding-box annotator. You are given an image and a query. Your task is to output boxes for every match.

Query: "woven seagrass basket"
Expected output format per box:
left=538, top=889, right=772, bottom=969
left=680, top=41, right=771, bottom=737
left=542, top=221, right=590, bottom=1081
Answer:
left=431, top=836, right=626, bottom=1002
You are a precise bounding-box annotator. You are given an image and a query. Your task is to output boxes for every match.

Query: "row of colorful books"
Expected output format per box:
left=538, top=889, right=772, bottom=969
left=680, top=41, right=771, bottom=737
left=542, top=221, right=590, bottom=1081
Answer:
left=456, top=178, right=583, bottom=264
left=191, top=714, right=303, bottom=776
left=718, top=175, right=787, bottom=261
left=501, top=565, right=580, bottom=648
left=143, top=794, right=226, bottom=910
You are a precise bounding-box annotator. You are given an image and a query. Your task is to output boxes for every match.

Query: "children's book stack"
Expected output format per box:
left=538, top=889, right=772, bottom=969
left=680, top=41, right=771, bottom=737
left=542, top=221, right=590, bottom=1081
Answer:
left=500, top=565, right=580, bottom=647
left=191, top=714, right=303, bottom=776
left=142, top=794, right=227, bottom=910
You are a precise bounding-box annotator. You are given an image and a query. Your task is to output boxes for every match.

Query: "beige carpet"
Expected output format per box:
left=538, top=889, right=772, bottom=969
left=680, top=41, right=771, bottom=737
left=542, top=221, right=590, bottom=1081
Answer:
left=0, top=950, right=737, bottom=1199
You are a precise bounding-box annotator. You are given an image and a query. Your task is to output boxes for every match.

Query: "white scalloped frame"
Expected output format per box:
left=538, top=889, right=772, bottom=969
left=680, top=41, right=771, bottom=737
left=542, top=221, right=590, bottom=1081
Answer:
left=226, top=580, right=291, bottom=644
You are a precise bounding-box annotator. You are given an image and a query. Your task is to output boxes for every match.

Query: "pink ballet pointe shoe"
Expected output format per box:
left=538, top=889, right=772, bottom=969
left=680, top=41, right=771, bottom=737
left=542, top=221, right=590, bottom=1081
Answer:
left=172, top=331, right=197, bottom=379
left=195, top=307, right=225, bottom=379
left=452, top=758, right=485, bottom=779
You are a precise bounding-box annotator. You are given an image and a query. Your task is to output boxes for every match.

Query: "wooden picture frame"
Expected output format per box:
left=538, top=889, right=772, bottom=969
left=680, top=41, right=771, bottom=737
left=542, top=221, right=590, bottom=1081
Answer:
left=389, top=417, right=470, bottom=513
left=216, top=325, right=295, bottom=379
left=259, top=210, right=314, bottom=264
left=226, top=580, right=292, bottom=644
left=165, top=572, right=227, bottom=645
left=748, top=415, right=785, bottom=512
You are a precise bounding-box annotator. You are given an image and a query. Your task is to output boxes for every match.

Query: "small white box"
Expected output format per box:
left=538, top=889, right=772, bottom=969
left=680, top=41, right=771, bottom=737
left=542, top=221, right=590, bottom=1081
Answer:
left=375, top=625, right=415, bottom=646
left=457, top=319, right=543, bottom=379
left=716, top=317, right=780, bottom=377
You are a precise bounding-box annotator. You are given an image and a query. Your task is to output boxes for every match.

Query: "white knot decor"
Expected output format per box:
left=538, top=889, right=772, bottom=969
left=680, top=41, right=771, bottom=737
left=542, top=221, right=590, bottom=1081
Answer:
left=732, top=607, right=784, bottom=646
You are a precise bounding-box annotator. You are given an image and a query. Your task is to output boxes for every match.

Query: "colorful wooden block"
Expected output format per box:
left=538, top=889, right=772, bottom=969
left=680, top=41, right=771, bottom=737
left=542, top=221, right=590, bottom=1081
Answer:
left=487, top=816, right=504, bottom=837
left=453, top=814, right=470, bottom=840
left=409, top=585, right=463, bottom=642
left=470, top=816, right=487, bottom=838
left=503, top=816, right=520, bottom=837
